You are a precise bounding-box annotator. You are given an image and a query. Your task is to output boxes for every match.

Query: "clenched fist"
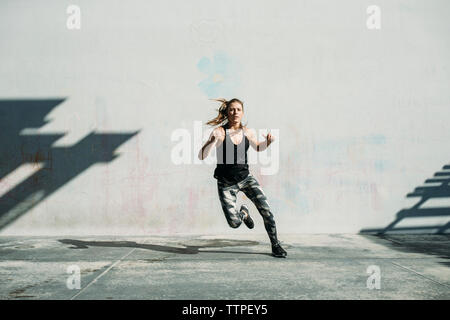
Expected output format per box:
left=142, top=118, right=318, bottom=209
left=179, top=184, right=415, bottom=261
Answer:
left=263, top=131, right=275, bottom=145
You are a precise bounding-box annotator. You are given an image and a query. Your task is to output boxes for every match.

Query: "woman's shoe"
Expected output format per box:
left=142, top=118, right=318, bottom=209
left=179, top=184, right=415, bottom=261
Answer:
left=240, top=204, right=254, bottom=229
left=271, top=243, right=287, bottom=258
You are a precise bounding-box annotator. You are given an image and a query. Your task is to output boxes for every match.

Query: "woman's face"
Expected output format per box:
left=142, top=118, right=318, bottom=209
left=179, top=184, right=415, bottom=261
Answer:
left=227, top=102, right=244, bottom=126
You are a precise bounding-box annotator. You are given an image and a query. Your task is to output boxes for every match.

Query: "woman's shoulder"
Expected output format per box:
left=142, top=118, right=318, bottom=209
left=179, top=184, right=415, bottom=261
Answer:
left=212, top=126, right=226, bottom=144
left=243, top=126, right=256, bottom=137
left=215, top=126, right=226, bottom=134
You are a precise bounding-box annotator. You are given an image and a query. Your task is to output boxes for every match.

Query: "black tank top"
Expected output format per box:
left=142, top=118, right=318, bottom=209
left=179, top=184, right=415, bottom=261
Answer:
left=214, top=125, right=250, bottom=185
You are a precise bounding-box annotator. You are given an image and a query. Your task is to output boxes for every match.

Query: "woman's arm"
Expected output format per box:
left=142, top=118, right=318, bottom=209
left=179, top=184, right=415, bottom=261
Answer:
left=245, top=128, right=275, bottom=152
left=198, top=127, right=224, bottom=160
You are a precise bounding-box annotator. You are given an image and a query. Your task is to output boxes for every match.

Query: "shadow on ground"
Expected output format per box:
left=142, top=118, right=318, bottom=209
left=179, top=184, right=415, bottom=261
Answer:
left=58, top=238, right=272, bottom=256
left=360, top=234, right=450, bottom=267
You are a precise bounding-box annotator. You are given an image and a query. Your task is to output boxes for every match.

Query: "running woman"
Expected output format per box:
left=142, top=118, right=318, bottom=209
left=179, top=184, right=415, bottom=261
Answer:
left=198, top=98, right=287, bottom=258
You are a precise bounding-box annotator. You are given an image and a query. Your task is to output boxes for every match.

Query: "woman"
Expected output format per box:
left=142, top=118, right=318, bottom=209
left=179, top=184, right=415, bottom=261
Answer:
left=198, top=98, right=287, bottom=258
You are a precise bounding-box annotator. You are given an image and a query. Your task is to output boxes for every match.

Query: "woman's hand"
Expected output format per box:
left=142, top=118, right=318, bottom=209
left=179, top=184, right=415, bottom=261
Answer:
left=263, top=131, right=275, bottom=145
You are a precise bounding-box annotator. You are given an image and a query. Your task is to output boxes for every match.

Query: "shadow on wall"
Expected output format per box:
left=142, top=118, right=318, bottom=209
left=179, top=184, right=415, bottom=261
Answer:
left=360, top=163, right=450, bottom=235
left=0, top=99, right=138, bottom=230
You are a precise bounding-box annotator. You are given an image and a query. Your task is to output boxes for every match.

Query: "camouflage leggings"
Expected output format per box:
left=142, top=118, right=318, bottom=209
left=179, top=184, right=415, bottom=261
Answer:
left=217, top=173, right=279, bottom=246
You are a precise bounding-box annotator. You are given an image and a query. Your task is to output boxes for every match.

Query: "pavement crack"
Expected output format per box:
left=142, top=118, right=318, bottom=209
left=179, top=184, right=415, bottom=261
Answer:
left=139, top=254, right=176, bottom=263
left=69, top=242, right=145, bottom=300
left=9, top=284, right=35, bottom=298
left=390, top=261, right=450, bottom=289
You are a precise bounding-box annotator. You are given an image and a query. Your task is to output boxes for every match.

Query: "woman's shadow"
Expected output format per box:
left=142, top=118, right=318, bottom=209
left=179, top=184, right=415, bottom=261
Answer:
left=58, top=238, right=273, bottom=256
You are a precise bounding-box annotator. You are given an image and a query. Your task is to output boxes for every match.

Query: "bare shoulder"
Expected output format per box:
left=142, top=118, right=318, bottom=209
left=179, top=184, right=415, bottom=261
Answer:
left=210, top=126, right=223, bottom=135
left=212, top=126, right=225, bottom=143
left=213, top=126, right=225, bottom=137
left=243, top=127, right=256, bottom=137
left=216, top=126, right=225, bottom=134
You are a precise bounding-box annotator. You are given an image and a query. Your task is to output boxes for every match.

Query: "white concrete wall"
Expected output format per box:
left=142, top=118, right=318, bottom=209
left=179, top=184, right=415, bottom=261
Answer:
left=0, top=0, right=449, bottom=235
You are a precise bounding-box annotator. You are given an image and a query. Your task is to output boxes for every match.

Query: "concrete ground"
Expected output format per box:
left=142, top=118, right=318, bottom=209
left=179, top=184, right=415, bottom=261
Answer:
left=0, top=234, right=449, bottom=300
